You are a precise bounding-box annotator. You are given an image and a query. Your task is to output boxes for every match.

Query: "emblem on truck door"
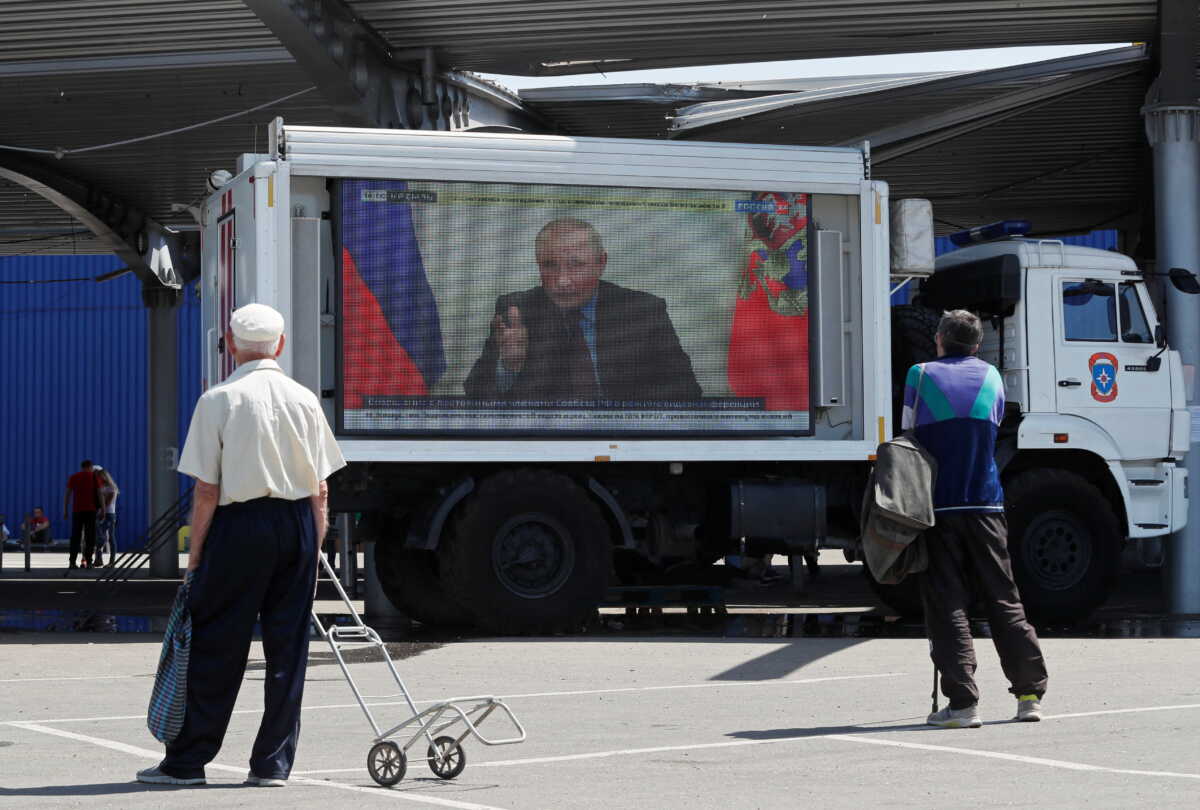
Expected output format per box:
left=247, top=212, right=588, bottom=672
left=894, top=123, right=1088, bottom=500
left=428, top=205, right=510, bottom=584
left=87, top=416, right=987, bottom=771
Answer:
left=1089, top=352, right=1118, bottom=402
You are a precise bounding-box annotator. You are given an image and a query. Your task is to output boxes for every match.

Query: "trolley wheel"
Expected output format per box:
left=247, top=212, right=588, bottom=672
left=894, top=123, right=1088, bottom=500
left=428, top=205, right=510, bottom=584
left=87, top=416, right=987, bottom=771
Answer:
left=367, top=741, right=406, bottom=787
left=427, top=736, right=466, bottom=779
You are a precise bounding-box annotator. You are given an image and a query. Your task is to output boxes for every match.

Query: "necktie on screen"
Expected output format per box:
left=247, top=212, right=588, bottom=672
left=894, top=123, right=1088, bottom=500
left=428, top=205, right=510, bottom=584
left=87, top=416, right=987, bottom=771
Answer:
left=564, top=309, right=599, bottom=399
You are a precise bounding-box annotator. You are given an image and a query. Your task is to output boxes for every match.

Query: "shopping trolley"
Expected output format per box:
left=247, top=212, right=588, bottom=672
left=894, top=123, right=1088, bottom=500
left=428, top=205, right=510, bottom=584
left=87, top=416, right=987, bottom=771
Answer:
left=310, top=554, right=526, bottom=786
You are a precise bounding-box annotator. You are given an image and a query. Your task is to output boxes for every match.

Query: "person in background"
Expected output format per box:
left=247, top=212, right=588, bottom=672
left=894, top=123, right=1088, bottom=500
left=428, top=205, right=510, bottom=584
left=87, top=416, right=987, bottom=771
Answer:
left=95, top=467, right=119, bottom=567
left=23, top=508, right=51, bottom=546
left=0, top=514, right=10, bottom=548
left=137, top=302, right=345, bottom=787
left=902, top=309, right=1048, bottom=728
left=64, top=460, right=102, bottom=570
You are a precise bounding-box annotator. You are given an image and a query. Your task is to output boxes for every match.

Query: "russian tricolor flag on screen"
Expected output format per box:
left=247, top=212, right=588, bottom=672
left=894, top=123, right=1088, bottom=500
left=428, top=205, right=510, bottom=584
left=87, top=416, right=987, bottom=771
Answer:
left=340, top=180, right=445, bottom=408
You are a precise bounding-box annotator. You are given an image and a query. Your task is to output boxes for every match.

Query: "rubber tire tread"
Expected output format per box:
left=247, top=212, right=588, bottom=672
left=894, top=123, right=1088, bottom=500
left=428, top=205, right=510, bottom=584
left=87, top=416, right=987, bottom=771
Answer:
left=890, top=304, right=941, bottom=427
left=1004, top=468, right=1121, bottom=624
left=440, top=468, right=610, bottom=635
left=373, top=542, right=473, bottom=628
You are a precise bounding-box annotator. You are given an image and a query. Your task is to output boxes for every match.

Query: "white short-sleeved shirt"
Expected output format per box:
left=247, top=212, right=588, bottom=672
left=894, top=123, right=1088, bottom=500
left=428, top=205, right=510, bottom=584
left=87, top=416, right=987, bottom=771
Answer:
left=178, top=359, right=346, bottom=506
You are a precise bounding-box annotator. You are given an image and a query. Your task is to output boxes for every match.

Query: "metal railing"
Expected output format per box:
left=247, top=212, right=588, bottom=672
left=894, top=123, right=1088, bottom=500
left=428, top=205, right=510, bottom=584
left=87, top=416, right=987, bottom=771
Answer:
left=91, top=486, right=193, bottom=592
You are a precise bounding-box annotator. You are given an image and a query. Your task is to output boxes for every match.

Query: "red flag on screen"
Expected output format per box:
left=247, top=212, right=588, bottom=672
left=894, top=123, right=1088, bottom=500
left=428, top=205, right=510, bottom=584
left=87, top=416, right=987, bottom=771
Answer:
left=726, top=192, right=810, bottom=412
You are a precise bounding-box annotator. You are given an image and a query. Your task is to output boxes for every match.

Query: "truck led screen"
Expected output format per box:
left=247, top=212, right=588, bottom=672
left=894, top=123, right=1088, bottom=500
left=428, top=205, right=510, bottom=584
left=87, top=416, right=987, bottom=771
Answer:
left=335, top=178, right=812, bottom=435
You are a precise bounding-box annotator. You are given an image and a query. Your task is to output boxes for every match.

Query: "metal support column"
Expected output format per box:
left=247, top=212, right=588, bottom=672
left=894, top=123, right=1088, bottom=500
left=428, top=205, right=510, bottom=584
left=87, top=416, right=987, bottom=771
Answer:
left=145, top=286, right=181, bottom=579
left=1145, top=0, right=1200, bottom=614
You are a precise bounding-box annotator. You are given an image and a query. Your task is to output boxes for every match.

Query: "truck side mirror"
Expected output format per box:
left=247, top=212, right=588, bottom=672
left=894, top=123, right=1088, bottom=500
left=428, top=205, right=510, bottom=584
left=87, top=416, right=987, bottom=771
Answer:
left=1169, top=268, right=1200, bottom=294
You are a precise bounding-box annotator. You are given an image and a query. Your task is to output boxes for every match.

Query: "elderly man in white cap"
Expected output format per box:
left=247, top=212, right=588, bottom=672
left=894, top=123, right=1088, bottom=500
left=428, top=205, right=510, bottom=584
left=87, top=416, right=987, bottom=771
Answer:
left=137, top=302, right=345, bottom=787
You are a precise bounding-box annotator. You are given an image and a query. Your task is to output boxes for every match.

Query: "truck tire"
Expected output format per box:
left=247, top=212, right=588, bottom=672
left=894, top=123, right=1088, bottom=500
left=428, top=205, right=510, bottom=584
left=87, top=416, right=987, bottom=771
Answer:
left=890, top=304, right=940, bottom=425
left=440, top=469, right=610, bottom=635
left=1005, top=469, right=1121, bottom=624
left=374, top=542, right=473, bottom=628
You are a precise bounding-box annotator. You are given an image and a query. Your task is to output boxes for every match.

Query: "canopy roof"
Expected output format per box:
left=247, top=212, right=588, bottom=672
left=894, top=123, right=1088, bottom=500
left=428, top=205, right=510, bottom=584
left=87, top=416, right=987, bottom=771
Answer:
left=0, top=2, right=1169, bottom=257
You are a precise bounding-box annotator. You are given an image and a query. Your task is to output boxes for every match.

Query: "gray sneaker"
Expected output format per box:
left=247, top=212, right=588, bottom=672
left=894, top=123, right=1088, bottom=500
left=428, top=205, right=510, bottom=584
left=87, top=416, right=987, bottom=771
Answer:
left=926, top=704, right=982, bottom=728
left=135, top=765, right=205, bottom=786
left=244, top=773, right=287, bottom=787
left=1016, top=694, right=1043, bottom=722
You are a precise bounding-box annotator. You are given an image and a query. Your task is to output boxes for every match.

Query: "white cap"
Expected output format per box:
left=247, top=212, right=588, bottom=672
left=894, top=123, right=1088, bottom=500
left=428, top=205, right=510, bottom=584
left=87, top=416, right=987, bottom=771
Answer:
left=230, top=303, right=284, bottom=343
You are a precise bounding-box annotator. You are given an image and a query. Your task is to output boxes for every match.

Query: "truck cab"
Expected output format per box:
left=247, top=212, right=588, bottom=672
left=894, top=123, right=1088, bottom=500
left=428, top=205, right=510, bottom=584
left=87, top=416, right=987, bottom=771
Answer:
left=910, top=238, right=1190, bottom=620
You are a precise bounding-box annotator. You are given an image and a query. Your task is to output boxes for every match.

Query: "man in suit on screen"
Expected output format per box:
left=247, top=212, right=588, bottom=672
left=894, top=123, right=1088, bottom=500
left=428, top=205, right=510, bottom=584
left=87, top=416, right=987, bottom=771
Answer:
left=464, top=217, right=701, bottom=402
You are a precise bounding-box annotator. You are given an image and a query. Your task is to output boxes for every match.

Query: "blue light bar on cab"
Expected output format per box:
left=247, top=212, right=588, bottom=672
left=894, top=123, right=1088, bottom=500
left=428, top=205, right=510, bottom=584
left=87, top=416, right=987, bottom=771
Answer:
left=948, top=220, right=1032, bottom=247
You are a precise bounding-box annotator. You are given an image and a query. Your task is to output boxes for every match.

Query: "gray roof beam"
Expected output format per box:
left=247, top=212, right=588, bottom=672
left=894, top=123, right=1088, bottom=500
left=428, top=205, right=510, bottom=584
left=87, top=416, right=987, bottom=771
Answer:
left=0, top=48, right=295, bottom=78
left=858, top=62, right=1148, bottom=163
left=672, top=45, right=1149, bottom=135
left=0, top=154, right=197, bottom=288
left=243, top=0, right=538, bottom=131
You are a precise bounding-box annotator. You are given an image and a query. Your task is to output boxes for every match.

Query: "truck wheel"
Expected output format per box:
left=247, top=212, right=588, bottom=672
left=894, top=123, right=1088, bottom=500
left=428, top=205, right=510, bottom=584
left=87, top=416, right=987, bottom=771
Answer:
left=374, top=542, right=473, bottom=628
left=1005, top=469, right=1121, bottom=624
left=440, top=469, right=610, bottom=635
left=890, top=304, right=940, bottom=426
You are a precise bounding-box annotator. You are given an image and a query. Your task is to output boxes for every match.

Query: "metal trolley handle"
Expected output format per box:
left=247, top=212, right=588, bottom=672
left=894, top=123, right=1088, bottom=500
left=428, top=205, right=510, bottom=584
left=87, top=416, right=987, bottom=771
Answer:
left=310, top=552, right=527, bottom=756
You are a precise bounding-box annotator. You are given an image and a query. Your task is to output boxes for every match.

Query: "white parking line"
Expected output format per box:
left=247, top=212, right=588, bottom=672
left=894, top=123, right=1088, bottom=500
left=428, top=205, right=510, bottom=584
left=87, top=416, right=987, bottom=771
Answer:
left=10, top=722, right=511, bottom=810
left=0, top=674, right=145, bottom=683
left=829, top=734, right=1200, bottom=780
left=290, top=702, right=1200, bottom=778
left=0, top=671, right=903, bottom=725
left=1044, top=703, right=1200, bottom=720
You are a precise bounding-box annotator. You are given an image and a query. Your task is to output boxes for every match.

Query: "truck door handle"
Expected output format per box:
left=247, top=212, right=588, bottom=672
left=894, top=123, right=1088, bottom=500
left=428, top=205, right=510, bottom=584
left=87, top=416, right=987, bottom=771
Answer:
left=1058, top=378, right=1082, bottom=388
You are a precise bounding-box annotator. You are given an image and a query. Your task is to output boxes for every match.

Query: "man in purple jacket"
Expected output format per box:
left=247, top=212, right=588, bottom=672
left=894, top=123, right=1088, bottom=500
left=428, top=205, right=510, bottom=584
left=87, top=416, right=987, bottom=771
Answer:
left=902, top=309, right=1047, bottom=728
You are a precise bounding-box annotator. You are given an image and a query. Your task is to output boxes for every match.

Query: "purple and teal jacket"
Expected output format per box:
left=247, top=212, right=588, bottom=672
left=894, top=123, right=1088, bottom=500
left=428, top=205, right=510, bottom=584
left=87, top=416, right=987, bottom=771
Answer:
left=901, top=355, right=1005, bottom=513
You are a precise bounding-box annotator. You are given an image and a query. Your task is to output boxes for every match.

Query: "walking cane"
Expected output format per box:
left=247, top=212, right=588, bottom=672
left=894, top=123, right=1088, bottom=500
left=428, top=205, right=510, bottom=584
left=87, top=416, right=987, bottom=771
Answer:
left=928, top=639, right=939, bottom=713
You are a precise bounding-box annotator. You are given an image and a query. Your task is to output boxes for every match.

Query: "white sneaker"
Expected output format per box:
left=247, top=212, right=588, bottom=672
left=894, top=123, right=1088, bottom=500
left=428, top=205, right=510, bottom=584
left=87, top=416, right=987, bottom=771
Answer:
left=926, top=704, right=982, bottom=728
left=244, top=773, right=287, bottom=787
left=1016, top=694, right=1043, bottom=722
left=135, top=765, right=205, bottom=785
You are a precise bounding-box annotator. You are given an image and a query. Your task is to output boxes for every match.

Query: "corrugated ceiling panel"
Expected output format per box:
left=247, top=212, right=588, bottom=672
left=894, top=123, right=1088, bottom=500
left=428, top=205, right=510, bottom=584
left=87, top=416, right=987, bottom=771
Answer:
left=347, top=0, right=1155, bottom=75
left=0, top=61, right=338, bottom=246
left=0, top=0, right=279, bottom=61
left=882, top=73, right=1150, bottom=233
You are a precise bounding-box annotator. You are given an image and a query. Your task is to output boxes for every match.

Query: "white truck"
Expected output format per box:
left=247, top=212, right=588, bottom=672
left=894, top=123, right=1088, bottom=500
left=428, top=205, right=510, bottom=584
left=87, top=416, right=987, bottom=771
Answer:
left=198, top=119, right=1192, bottom=632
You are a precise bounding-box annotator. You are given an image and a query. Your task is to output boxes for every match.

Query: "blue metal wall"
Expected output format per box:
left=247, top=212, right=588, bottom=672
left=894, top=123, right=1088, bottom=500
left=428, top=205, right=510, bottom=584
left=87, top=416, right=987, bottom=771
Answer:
left=0, top=256, right=201, bottom=551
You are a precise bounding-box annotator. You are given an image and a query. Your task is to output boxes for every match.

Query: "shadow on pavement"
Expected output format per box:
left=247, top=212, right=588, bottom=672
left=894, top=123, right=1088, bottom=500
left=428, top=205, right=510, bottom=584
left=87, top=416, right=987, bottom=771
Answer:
left=0, top=782, right=247, bottom=798
left=728, top=715, right=1030, bottom=741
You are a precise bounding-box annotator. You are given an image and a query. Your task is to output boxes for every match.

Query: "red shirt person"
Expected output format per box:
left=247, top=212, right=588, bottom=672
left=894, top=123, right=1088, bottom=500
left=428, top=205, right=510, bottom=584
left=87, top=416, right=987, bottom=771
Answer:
left=63, top=460, right=102, bottom=569
left=22, top=508, right=51, bottom=544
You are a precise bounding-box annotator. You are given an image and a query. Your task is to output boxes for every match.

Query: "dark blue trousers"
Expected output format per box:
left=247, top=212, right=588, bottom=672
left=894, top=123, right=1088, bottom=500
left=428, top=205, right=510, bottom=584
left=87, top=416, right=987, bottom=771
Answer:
left=161, top=496, right=317, bottom=779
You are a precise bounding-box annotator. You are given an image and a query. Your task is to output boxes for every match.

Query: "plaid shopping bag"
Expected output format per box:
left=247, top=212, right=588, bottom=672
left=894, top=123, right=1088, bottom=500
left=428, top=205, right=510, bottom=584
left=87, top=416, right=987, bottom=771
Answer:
left=147, top=575, right=192, bottom=743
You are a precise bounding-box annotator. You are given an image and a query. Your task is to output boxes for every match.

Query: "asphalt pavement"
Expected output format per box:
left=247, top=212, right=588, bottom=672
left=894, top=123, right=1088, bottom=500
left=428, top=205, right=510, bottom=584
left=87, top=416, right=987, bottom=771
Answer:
left=3, top=614, right=1199, bottom=808
left=2, top=549, right=1196, bottom=808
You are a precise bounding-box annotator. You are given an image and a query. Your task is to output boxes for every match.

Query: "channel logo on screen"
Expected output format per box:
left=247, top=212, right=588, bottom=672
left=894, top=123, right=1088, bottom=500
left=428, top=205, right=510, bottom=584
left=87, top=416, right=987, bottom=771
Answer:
left=361, top=189, right=438, bottom=204
left=735, top=199, right=781, bottom=213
